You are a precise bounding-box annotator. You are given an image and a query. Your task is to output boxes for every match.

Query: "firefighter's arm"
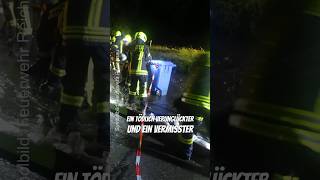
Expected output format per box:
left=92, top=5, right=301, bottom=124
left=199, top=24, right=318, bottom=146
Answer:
left=145, top=46, right=152, bottom=63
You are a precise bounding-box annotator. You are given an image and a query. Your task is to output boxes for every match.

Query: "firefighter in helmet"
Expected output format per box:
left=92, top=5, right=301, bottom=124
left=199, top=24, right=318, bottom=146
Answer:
left=127, top=31, right=152, bottom=110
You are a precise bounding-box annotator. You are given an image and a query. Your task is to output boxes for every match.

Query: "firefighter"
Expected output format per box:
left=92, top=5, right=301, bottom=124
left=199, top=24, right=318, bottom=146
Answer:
left=213, top=0, right=320, bottom=179
left=27, top=0, right=64, bottom=83
left=39, top=1, right=66, bottom=99
left=175, top=53, right=210, bottom=160
left=127, top=32, right=152, bottom=110
left=110, top=30, right=122, bottom=74
left=57, top=0, right=110, bottom=154
left=119, top=34, right=132, bottom=87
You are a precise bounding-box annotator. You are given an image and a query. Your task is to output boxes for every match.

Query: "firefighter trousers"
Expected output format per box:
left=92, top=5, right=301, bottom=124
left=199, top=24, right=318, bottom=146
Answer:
left=59, top=42, right=110, bottom=146
left=128, top=74, right=148, bottom=106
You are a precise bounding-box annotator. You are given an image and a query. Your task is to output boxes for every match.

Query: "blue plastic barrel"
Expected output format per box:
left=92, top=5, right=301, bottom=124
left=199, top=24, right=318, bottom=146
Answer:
left=150, top=60, right=176, bottom=96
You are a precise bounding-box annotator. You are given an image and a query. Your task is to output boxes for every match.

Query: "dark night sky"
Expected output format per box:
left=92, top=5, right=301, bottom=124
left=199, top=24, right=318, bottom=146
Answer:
left=111, top=0, right=210, bottom=49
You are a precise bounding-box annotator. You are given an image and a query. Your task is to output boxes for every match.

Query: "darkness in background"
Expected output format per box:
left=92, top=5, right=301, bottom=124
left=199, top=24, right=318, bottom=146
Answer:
left=212, top=0, right=320, bottom=178
left=111, top=0, right=210, bottom=49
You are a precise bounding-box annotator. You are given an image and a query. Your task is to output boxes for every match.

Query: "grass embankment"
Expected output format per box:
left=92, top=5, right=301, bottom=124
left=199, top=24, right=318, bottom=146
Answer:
left=150, top=45, right=208, bottom=73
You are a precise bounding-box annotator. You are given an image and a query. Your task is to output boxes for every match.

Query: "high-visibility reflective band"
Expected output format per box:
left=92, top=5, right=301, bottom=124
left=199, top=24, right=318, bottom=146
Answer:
left=314, top=93, right=320, bottom=113
left=129, top=70, right=148, bottom=75
left=181, top=97, right=210, bottom=110
left=97, top=101, right=109, bottom=113
left=63, top=0, right=108, bottom=42
left=304, top=10, right=320, bottom=17
left=273, top=174, right=300, bottom=180
left=63, top=34, right=109, bottom=43
left=61, top=93, right=84, bottom=107
left=183, top=93, right=210, bottom=103
left=88, top=0, right=103, bottom=28
left=178, top=134, right=193, bottom=145
left=50, top=66, right=66, bottom=77
left=304, top=0, right=320, bottom=17
left=64, top=26, right=109, bottom=34
left=94, top=0, right=103, bottom=27
left=196, top=116, right=204, bottom=122
left=139, top=82, right=148, bottom=98
left=129, top=91, right=137, bottom=96
left=63, top=27, right=109, bottom=36
left=234, top=99, right=320, bottom=133
left=229, top=114, right=320, bottom=154
left=137, top=45, right=145, bottom=71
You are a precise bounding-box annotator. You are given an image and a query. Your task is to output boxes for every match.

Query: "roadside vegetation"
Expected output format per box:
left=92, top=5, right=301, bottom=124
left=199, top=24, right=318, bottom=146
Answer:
left=151, top=45, right=208, bottom=72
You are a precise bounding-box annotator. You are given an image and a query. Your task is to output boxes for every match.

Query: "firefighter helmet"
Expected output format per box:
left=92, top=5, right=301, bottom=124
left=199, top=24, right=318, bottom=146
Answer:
left=134, top=32, right=147, bottom=42
left=123, top=34, right=132, bottom=45
left=115, top=30, right=122, bottom=37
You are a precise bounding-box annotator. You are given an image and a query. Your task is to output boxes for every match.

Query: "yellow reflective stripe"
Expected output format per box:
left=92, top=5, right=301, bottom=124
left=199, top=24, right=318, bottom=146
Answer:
left=63, top=34, right=109, bottom=43
left=119, top=41, right=124, bottom=54
left=62, top=0, right=69, bottom=29
left=183, top=93, right=210, bottom=103
left=304, top=0, right=320, bottom=17
left=304, top=10, right=320, bottom=17
left=88, top=0, right=97, bottom=27
left=97, top=101, right=109, bottom=113
left=64, top=30, right=108, bottom=36
left=140, top=82, right=148, bottom=98
left=50, top=66, right=66, bottom=77
left=235, top=99, right=320, bottom=123
left=181, top=97, right=210, bottom=110
left=178, top=134, right=193, bottom=145
left=129, top=91, right=137, bottom=96
left=129, top=70, right=148, bottom=75
left=64, top=28, right=109, bottom=36
left=273, top=174, right=300, bottom=180
left=196, top=116, right=204, bottom=122
left=314, top=92, right=320, bottom=113
left=235, top=99, right=320, bottom=132
left=94, top=0, right=103, bottom=27
left=61, top=93, right=84, bottom=107
left=137, top=45, right=144, bottom=71
left=64, top=26, right=108, bottom=32
left=229, top=114, right=320, bottom=154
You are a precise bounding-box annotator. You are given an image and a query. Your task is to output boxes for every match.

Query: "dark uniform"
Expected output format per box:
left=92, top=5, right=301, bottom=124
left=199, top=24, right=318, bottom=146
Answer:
left=28, top=0, right=65, bottom=81
left=58, top=0, right=110, bottom=148
left=214, top=1, right=320, bottom=179
left=128, top=38, right=152, bottom=109
left=39, top=1, right=67, bottom=97
left=110, top=34, right=122, bottom=73
left=175, top=53, right=210, bottom=160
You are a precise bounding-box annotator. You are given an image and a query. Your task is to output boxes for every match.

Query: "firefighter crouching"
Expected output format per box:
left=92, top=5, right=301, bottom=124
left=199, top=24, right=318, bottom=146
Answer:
left=127, top=32, right=152, bottom=110
left=175, top=53, right=210, bottom=160
left=57, top=0, right=110, bottom=155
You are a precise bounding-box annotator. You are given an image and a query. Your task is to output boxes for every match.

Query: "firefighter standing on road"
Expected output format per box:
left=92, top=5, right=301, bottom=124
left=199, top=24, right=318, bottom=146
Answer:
left=57, top=0, right=110, bottom=153
left=175, top=53, right=210, bottom=160
left=127, top=32, right=152, bottom=110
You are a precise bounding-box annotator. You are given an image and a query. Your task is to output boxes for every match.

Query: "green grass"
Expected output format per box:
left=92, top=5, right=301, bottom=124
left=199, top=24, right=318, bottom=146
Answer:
left=150, top=45, right=208, bottom=72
